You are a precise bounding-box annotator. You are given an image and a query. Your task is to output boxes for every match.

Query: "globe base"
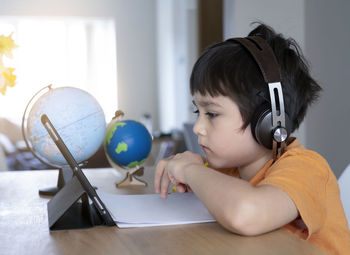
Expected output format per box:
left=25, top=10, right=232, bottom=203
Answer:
left=106, top=153, right=148, bottom=188
left=117, top=168, right=147, bottom=188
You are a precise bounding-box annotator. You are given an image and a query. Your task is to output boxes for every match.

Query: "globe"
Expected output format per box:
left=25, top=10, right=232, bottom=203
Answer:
left=104, top=120, right=152, bottom=169
left=25, top=86, right=106, bottom=167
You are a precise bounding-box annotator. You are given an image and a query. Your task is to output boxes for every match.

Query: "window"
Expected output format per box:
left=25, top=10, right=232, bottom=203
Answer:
left=0, top=17, right=117, bottom=125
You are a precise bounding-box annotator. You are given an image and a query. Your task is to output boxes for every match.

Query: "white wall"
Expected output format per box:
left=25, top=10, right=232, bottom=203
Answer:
left=304, top=0, right=350, bottom=177
left=0, top=0, right=158, bottom=129
left=156, top=0, right=198, bottom=133
left=224, top=0, right=305, bottom=44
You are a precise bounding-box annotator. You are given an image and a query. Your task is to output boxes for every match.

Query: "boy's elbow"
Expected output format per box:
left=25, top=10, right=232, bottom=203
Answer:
left=222, top=199, right=263, bottom=236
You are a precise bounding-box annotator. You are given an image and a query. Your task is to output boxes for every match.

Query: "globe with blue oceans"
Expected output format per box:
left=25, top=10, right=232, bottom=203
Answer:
left=104, top=120, right=152, bottom=169
left=26, top=86, right=106, bottom=166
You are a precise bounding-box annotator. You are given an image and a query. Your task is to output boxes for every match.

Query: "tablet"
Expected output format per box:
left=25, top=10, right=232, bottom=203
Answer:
left=41, top=114, right=115, bottom=226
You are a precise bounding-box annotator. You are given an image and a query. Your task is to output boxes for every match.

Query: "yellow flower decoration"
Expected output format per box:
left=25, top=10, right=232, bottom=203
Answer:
left=0, top=33, right=17, bottom=58
left=0, top=33, right=18, bottom=95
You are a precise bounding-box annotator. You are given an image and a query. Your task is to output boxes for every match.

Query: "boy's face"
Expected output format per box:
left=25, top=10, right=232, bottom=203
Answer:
left=193, top=92, right=269, bottom=169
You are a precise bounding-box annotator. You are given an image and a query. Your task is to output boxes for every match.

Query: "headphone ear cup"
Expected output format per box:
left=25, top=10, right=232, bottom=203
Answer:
left=251, top=103, right=292, bottom=149
left=251, top=103, right=274, bottom=149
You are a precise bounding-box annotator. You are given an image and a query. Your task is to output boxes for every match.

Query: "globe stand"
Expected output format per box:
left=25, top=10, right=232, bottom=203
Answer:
left=116, top=166, right=147, bottom=188
left=105, top=109, right=151, bottom=188
left=39, top=166, right=73, bottom=196
left=107, top=156, right=148, bottom=188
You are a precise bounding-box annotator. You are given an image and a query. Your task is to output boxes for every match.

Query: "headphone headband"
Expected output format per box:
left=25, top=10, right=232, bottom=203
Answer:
left=227, top=36, right=281, bottom=83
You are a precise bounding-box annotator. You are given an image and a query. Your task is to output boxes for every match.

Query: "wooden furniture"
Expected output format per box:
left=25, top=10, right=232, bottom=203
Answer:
left=0, top=168, right=326, bottom=255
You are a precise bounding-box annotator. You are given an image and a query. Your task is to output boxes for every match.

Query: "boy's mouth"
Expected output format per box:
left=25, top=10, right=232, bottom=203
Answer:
left=200, top=144, right=210, bottom=152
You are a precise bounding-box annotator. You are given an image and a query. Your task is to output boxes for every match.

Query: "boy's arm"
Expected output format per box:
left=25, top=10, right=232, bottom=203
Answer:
left=183, top=163, right=298, bottom=236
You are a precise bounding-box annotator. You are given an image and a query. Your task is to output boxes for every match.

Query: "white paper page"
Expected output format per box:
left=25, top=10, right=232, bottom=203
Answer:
left=96, top=190, right=216, bottom=228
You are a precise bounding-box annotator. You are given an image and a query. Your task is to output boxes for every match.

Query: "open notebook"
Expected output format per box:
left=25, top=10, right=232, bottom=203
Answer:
left=97, top=191, right=216, bottom=228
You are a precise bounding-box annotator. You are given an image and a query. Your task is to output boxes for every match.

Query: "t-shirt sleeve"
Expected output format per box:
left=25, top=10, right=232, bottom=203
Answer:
left=258, top=151, right=330, bottom=239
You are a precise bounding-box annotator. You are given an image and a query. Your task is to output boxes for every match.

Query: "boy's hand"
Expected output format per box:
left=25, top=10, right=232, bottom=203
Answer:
left=154, top=151, right=204, bottom=199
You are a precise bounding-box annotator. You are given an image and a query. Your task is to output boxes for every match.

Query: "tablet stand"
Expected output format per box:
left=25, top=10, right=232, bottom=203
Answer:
left=39, top=166, right=73, bottom=196
left=48, top=173, right=115, bottom=230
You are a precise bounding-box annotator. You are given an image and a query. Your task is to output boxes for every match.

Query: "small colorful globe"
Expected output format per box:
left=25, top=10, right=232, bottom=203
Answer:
left=104, top=120, right=152, bottom=169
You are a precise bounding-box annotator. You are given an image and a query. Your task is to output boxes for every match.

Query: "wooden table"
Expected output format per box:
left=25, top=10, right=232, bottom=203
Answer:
left=0, top=168, right=326, bottom=255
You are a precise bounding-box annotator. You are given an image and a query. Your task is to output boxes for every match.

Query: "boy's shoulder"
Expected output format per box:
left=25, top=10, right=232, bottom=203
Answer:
left=266, top=137, right=333, bottom=182
left=283, top=138, right=329, bottom=166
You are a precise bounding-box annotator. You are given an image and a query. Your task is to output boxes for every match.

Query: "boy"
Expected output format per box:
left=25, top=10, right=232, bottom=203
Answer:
left=154, top=23, right=350, bottom=255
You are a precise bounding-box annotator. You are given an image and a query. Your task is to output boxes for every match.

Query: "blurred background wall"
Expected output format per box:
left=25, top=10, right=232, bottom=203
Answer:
left=0, top=0, right=349, bottom=177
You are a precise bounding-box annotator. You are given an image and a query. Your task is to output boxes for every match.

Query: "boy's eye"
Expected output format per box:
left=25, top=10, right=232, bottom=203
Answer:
left=192, top=109, right=218, bottom=119
left=206, top=112, right=218, bottom=118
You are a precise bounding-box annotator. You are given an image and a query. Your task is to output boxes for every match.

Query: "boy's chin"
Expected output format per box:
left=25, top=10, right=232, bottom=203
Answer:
left=206, top=158, right=231, bottom=169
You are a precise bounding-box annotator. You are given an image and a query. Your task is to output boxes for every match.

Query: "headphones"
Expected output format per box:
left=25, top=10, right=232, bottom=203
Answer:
left=227, top=36, right=291, bottom=156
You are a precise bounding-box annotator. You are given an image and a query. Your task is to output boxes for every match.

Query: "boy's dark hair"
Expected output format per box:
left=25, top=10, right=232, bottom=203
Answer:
left=190, top=23, right=322, bottom=133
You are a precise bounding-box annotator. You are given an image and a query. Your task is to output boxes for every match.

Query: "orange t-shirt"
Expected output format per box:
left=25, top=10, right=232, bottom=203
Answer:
left=217, top=138, right=350, bottom=255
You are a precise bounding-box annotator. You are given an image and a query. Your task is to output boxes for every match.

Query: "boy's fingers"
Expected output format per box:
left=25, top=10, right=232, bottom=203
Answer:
left=160, top=175, right=171, bottom=199
left=154, top=159, right=167, bottom=193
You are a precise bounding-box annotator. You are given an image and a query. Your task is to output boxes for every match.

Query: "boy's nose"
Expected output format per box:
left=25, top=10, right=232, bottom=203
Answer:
left=193, top=119, right=206, bottom=136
